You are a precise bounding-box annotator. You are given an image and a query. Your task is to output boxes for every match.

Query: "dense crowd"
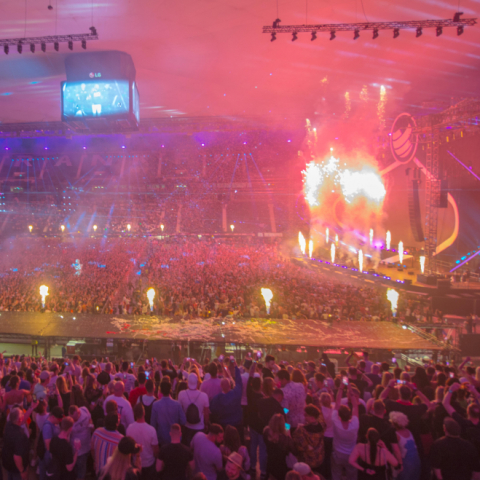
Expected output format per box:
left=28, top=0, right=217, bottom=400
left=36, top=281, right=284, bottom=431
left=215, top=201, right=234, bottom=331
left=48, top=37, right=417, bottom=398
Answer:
left=0, top=237, right=400, bottom=320
left=0, top=350, right=479, bottom=480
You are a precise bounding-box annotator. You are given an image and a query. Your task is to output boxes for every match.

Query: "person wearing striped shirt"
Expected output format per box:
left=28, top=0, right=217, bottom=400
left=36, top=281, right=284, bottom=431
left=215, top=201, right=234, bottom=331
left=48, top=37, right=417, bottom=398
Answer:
left=90, top=414, right=123, bottom=476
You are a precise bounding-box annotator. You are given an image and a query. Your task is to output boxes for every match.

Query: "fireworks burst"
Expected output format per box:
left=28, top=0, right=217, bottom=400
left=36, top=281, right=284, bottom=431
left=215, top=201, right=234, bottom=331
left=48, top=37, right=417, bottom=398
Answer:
left=302, top=156, right=386, bottom=207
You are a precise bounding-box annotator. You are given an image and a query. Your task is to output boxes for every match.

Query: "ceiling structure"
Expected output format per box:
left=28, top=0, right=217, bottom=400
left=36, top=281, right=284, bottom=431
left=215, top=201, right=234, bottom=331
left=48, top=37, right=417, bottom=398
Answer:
left=0, top=0, right=479, bottom=127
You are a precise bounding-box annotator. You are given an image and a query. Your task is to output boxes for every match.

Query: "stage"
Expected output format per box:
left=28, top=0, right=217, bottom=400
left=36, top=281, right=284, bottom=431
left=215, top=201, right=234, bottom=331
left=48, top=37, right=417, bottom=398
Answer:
left=0, top=312, right=443, bottom=350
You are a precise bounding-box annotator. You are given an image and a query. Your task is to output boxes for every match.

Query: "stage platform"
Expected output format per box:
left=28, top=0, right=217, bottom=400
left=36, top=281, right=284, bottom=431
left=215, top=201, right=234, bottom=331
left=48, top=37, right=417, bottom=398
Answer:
left=0, top=312, right=443, bottom=350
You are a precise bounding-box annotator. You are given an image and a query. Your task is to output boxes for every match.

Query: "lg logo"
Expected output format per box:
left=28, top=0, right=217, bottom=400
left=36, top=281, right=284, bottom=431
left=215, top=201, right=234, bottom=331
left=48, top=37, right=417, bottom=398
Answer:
left=89, top=72, right=102, bottom=78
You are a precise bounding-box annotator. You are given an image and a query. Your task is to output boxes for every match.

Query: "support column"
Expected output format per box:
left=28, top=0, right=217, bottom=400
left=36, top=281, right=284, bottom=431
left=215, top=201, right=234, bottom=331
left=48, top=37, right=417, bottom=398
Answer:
left=222, top=204, right=227, bottom=232
left=268, top=203, right=276, bottom=233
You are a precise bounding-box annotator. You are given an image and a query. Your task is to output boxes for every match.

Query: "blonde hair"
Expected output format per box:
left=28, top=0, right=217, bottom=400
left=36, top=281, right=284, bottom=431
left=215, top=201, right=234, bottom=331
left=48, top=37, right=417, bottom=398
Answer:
left=320, top=392, right=332, bottom=408
left=381, top=372, right=393, bottom=387
left=389, top=411, right=409, bottom=429
left=266, top=413, right=286, bottom=442
left=99, top=448, right=132, bottom=480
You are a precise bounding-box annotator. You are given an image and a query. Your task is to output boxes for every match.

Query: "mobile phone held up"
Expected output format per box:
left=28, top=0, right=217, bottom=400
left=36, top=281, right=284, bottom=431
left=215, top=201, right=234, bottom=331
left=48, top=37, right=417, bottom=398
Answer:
left=342, top=376, right=348, bottom=386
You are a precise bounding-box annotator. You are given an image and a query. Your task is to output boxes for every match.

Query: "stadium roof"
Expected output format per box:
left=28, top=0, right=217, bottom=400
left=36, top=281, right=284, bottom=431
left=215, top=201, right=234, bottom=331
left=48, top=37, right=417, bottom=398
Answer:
left=0, top=0, right=479, bottom=125
left=0, top=312, right=444, bottom=350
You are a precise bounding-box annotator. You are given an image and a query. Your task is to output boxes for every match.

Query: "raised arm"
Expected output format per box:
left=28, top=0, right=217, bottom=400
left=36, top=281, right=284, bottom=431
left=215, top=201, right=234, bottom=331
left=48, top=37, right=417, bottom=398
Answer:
left=335, top=382, right=344, bottom=411
left=442, top=382, right=460, bottom=416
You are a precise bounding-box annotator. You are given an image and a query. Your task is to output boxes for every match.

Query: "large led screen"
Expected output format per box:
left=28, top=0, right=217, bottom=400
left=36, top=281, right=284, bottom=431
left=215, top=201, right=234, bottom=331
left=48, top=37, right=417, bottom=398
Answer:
left=62, top=80, right=129, bottom=118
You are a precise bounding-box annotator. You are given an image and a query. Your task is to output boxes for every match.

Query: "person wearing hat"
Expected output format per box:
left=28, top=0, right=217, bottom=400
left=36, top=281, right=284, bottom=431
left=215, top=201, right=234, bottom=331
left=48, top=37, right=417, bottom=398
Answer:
left=34, top=370, right=51, bottom=402
left=38, top=406, right=63, bottom=480
left=98, top=436, right=142, bottom=480
left=430, top=417, right=480, bottom=480
left=216, top=451, right=245, bottom=480
left=292, top=462, right=321, bottom=480
left=178, top=372, right=210, bottom=446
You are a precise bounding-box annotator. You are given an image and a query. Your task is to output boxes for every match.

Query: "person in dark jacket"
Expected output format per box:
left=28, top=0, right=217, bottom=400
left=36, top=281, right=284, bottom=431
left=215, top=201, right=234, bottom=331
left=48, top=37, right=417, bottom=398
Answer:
left=2, top=407, right=31, bottom=480
left=210, top=363, right=243, bottom=441
left=293, top=405, right=325, bottom=474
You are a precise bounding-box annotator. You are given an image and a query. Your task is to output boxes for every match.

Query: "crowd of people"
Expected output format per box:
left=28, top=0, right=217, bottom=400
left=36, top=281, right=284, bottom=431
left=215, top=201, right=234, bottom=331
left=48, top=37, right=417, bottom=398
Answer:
left=0, top=236, right=400, bottom=321
left=0, top=350, right=479, bottom=480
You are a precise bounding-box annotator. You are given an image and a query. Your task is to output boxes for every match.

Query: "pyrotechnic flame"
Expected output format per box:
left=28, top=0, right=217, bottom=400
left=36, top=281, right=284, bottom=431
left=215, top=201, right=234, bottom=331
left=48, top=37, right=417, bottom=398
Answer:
left=61, top=225, right=65, bottom=232
left=369, top=229, right=373, bottom=245
left=160, top=224, right=164, bottom=232
left=386, top=231, right=391, bottom=250
left=344, top=92, right=351, bottom=119
left=147, top=288, right=155, bottom=311
left=335, top=234, right=339, bottom=245
left=420, top=256, right=425, bottom=274
left=360, top=85, right=368, bottom=102
left=261, top=288, right=273, bottom=314
left=302, top=157, right=386, bottom=207
left=387, top=289, right=399, bottom=314
left=298, top=232, right=306, bottom=255
left=93, top=225, right=97, bottom=232
left=230, top=224, right=235, bottom=232
left=330, top=243, right=335, bottom=263
left=127, top=224, right=131, bottom=232
left=359, top=249, right=363, bottom=272
left=28, top=225, right=33, bottom=233
left=39, top=285, right=49, bottom=307
left=326, top=227, right=329, bottom=244
left=378, top=85, right=387, bottom=127
left=398, top=241, right=404, bottom=264
left=308, top=240, right=313, bottom=259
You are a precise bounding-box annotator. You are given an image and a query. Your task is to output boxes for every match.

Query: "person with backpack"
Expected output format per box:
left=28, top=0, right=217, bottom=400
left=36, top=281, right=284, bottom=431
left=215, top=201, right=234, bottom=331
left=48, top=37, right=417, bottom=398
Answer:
left=126, top=404, right=159, bottom=480
left=136, top=379, right=157, bottom=425
left=178, top=372, right=210, bottom=446
left=38, top=406, right=63, bottom=480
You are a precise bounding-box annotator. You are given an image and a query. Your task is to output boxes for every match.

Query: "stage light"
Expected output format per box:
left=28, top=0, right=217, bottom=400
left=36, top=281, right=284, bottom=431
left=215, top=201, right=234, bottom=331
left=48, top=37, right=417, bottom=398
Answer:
left=17, top=43, right=22, bottom=54
left=372, top=28, right=379, bottom=39
left=292, top=32, right=298, bottom=41
left=270, top=32, right=276, bottom=42
left=354, top=29, right=360, bottom=40
left=393, top=28, right=400, bottom=38
left=89, top=26, right=97, bottom=35
left=453, top=11, right=463, bottom=22
left=121, top=145, right=126, bottom=149
left=457, top=25, right=464, bottom=35
left=272, top=18, right=281, bottom=28
left=311, top=31, right=317, bottom=41
left=4, top=45, right=8, bottom=55
left=416, top=27, right=422, bottom=38
left=81, top=39, right=86, bottom=49
left=330, top=30, right=336, bottom=41
left=41, top=42, right=46, bottom=52
left=68, top=40, right=73, bottom=50
left=54, top=42, right=59, bottom=51
left=436, top=26, right=443, bottom=36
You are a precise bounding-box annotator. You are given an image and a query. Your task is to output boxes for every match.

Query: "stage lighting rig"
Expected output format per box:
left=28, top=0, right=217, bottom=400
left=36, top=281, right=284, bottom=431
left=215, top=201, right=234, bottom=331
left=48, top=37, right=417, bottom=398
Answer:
left=263, top=14, right=476, bottom=40
left=0, top=28, right=98, bottom=54
left=311, top=31, right=317, bottom=41
left=292, top=32, right=298, bottom=41
left=436, top=26, right=443, bottom=36
left=270, top=32, right=276, bottom=41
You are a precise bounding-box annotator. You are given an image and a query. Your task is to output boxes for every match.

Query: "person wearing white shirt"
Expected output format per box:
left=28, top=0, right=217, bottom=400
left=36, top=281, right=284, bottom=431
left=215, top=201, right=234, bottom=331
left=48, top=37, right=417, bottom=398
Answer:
left=178, top=373, right=210, bottom=446
left=126, top=403, right=159, bottom=480
left=331, top=383, right=359, bottom=480
left=104, top=381, right=134, bottom=429
left=119, top=361, right=136, bottom=394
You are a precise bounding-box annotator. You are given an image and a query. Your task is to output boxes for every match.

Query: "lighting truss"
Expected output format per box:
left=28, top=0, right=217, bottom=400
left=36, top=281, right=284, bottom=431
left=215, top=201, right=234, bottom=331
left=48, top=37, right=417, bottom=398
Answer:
left=262, top=17, right=476, bottom=38
left=1, top=27, right=98, bottom=53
